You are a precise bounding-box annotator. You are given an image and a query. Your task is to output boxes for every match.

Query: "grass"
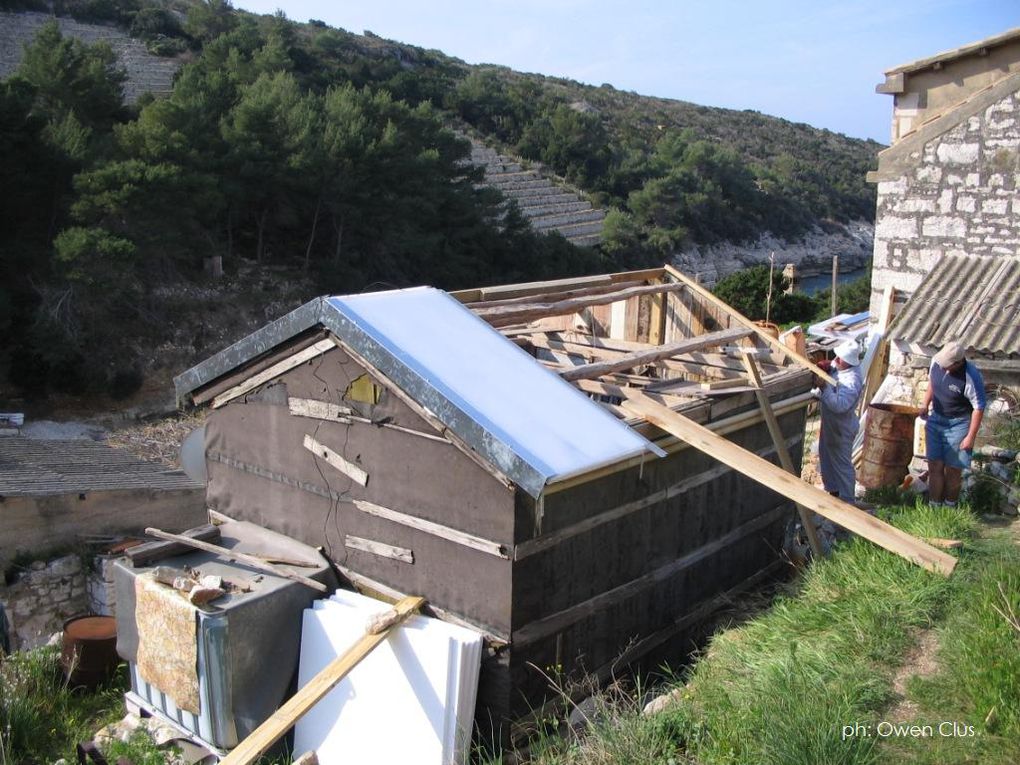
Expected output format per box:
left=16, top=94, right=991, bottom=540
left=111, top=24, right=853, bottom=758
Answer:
left=0, top=645, right=130, bottom=765
left=502, top=501, right=1020, bottom=765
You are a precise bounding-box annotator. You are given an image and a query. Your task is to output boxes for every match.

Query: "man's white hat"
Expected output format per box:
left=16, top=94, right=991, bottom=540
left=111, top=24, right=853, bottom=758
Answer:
left=834, top=340, right=861, bottom=366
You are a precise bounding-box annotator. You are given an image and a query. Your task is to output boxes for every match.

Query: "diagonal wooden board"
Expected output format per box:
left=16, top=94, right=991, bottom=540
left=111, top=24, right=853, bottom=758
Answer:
left=620, top=395, right=956, bottom=576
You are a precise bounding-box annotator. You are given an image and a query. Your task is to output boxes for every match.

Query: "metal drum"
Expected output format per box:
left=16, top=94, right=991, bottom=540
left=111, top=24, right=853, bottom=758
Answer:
left=859, top=403, right=921, bottom=489
left=61, top=615, right=119, bottom=690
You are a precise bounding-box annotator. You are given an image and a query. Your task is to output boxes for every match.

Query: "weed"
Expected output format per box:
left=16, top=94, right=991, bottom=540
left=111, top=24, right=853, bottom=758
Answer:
left=967, top=473, right=1005, bottom=515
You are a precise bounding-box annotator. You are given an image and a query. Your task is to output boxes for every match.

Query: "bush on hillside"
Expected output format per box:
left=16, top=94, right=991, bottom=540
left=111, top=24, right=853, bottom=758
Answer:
left=713, top=265, right=823, bottom=323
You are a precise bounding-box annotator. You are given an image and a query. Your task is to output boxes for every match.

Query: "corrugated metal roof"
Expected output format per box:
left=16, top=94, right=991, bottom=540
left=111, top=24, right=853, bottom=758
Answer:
left=0, top=439, right=204, bottom=497
left=888, top=254, right=1020, bottom=355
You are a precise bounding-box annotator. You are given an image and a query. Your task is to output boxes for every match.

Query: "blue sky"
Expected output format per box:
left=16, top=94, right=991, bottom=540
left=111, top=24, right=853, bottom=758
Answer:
left=233, top=1, right=1018, bottom=144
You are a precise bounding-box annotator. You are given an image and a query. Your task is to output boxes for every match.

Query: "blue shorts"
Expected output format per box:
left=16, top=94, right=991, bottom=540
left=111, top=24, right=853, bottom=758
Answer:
left=926, top=412, right=972, bottom=470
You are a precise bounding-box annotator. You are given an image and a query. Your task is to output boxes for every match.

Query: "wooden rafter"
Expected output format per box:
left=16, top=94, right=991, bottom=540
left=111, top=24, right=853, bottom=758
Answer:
left=474, top=282, right=688, bottom=328
left=558, top=327, right=751, bottom=383
left=450, top=268, right=667, bottom=303
left=465, top=280, right=646, bottom=309
left=662, top=264, right=835, bottom=385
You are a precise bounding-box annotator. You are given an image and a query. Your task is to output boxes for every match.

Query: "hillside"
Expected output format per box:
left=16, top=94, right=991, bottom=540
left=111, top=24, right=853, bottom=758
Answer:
left=0, top=0, right=882, bottom=407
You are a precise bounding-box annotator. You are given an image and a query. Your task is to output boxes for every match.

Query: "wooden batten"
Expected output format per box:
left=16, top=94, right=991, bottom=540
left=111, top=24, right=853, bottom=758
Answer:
left=211, top=339, right=336, bottom=409
left=303, top=434, right=369, bottom=486
left=450, top=268, right=666, bottom=304
left=344, top=535, right=414, bottom=564
left=353, top=500, right=510, bottom=560
left=464, top=280, right=646, bottom=309
left=288, top=397, right=353, bottom=422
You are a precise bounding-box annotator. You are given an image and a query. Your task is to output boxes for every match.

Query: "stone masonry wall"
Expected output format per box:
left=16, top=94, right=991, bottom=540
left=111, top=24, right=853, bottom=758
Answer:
left=870, top=88, right=1020, bottom=316
left=1, top=554, right=87, bottom=652
left=0, top=11, right=181, bottom=103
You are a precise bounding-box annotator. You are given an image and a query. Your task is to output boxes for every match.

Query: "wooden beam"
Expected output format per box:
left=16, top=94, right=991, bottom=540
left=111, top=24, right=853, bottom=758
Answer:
left=662, top=265, right=835, bottom=385
left=740, top=353, right=824, bottom=559
left=219, top=596, right=425, bottom=765
left=212, top=339, right=335, bottom=408
left=475, top=282, right=688, bottom=328
left=303, top=434, right=369, bottom=486
left=353, top=500, right=510, bottom=559
left=143, top=527, right=329, bottom=592
left=558, top=327, right=751, bottom=382
left=619, top=395, right=956, bottom=575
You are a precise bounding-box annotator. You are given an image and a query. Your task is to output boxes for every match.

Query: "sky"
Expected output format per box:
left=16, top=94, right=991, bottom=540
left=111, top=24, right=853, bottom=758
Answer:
left=232, top=1, right=1018, bottom=144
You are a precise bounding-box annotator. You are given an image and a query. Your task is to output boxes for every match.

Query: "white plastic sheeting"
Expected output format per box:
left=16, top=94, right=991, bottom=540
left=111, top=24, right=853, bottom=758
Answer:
left=327, top=287, right=663, bottom=485
left=294, top=589, right=483, bottom=764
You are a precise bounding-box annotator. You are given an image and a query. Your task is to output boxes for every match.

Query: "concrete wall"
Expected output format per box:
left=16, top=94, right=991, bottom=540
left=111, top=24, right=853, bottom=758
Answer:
left=870, top=86, right=1020, bottom=317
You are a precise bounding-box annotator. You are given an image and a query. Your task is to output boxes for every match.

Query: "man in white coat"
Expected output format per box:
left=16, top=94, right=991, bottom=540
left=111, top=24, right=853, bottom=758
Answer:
left=814, top=340, right=864, bottom=501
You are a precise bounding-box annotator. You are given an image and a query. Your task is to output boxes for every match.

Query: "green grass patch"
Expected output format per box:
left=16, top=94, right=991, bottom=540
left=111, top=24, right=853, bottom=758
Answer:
left=0, top=645, right=129, bottom=764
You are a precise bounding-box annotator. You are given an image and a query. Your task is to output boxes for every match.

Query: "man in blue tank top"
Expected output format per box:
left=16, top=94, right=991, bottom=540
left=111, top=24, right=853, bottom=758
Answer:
left=920, top=341, right=986, bottom=506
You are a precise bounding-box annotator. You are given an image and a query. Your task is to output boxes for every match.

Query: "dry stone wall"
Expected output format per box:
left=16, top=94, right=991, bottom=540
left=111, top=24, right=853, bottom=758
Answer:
left=870, top=87, right=1020, bottom=316
left=1, top=554, right=87, bottom=651
left=0, top=11, right=180, bottom=103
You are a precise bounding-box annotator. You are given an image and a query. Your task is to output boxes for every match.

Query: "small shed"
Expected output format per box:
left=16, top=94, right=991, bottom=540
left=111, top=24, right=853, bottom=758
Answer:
left=174, top=265, right=948, bottom=732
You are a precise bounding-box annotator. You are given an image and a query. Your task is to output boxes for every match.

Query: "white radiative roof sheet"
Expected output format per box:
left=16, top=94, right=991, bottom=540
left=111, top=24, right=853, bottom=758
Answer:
left=327, top=288, right=660, bottom=484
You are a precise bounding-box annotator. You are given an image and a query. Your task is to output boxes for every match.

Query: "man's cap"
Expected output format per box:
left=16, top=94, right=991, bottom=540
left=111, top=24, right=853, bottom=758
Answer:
left=834, top=340, right=861, bottom=366
left=933, top=340, right=965, bottom=369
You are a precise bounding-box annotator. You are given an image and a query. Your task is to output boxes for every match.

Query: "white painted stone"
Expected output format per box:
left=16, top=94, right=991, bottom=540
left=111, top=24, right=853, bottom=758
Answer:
left=945, top=173, right=965, bottom=186
left=936, top=142, right=980, bottom=164
left=992, top=246, right=1016, bottom=255
left=876, top=215, right=918, bottom=240
left=966, top=173, right=981, bottom=186
left=988, top=174, right=1006, bottom=188
left=982, top=198, right=1009, bottom=214
left=894, top=198, right=935, bottom=213
left=878, top=177, right=908, bottom=195
left=937, top=189, right=954, bottom=213
left=915, top=166, right=941, bottom=184
left=956, top=196, right=976, bottom=212
left=922, top=216, right=967, bottom=238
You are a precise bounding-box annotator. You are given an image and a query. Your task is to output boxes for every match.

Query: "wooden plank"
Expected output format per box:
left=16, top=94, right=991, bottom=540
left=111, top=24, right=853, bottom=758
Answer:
left=288, top=397, right=353, bottom=422
left=353, top=500, right=510, bottom=560
left=449, top=268, right=666, bottom=303
left=212, top=339, right=336, bottom=408
left=558, top=327, right=751, bottom=382
left=662, top=265, right=836, bottom=385
left=619, top=395, right=956, bottom=575
left=303, top=434, right=369, bottom=487
left=475, top=282, right=689, bottom=328
left=699, top=377, right=747, bottom=390
left=344, top=535, right=414, bottom=564
left=143, top=527, right=329, bottom=592
left=219, top=596, right=425, bottom=765
left=464, top=280, right=645, bottom=309
left=570, top=379, right=693, bottom=407
left=329, top=338, right=516, bottom=491
left=740, top=353, right=824, bottom=559
left=126, top=524, right=221, bottom=567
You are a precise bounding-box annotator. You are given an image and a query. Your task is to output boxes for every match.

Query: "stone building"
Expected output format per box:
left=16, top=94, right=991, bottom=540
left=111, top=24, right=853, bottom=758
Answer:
left=868, top=28, right=1020, bottom=398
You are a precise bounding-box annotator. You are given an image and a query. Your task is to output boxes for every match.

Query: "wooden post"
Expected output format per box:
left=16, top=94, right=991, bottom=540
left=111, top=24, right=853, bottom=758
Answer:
left=740, top=352, right=825, bottom=559
left=619, top=395, right=956, bottom=576
left=219, top=596, right=426, bottom=765
left=831, top=255, right=839, bottom=317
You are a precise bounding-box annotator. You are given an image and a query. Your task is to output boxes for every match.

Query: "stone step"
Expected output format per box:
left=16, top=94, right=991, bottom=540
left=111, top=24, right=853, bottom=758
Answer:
left=483, top=160, right=524, bottom=175
left=566, top=232, right=603, bottom=248
left=518, top=199, right=593, bottom=218
left=530, top=209, right=606, bottom=230
left=547, top=220, right=605, bottom=240
left=517, top=193, right=589, bottom=210
left=492, top=181, right=560, bottom=198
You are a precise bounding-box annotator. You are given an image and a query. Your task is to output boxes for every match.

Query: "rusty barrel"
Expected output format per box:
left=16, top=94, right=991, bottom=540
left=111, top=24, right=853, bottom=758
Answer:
left=859, top=403, right=921, bottom=489
left=61, top=615, right=119, bottom=690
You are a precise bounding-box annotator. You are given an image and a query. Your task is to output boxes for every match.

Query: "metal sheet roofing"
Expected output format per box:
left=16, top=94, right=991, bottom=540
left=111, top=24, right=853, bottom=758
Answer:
left=0, top=439, right=203, bottom=497
left=175, top=288, right=665, bottom=498
left=888, top=254, right=1020, bottom=355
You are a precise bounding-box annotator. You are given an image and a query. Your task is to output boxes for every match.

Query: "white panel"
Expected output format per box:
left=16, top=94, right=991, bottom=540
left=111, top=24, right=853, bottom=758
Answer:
left=327, top=288, right=658, bottom=482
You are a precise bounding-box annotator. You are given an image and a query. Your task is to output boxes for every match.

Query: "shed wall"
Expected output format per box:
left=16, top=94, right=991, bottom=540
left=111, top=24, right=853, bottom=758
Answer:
left=203, top=346, right=516, bottom=635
